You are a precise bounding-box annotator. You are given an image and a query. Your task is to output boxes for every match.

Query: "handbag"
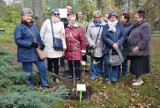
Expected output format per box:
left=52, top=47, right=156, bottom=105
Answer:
left=108, top=48, right=124, bottom=66
left=21, top=24, right=47, bottom=60
left=86, top=45, right=94, bottom=55
left=50, top=19, right=63, bottom=51
left=36, top=46, right=47, bottom=60
left=87, top=26, right=101, bottom=56
left=129, top=49, right=143, bottom=56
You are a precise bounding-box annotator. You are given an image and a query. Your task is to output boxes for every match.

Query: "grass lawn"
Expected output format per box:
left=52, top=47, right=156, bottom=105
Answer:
left=0, top=34, right=160, bottom=107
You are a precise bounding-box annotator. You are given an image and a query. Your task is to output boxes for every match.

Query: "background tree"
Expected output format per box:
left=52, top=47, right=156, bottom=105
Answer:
left=33, top=0, right=44, bottom=30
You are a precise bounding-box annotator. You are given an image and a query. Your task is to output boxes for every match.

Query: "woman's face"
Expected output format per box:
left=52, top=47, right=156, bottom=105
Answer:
left=134, top=13, right=143, bottom=24
left=52, top=12, right=60, bottom=19
left=68, top=16, right=76, bottom=27
left=109, top=16, right=117, bottom=22
left=77, top=12, right=83, bottom=19
left=120, top=15, right=127, bottom=24
left=22, top=14, right=32, bottom=23
left=94, top=16, right=101, bottom=22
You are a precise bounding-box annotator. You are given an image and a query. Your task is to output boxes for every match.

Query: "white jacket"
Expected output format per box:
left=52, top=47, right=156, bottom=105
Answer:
left=40, top=18, right=66, bottom=58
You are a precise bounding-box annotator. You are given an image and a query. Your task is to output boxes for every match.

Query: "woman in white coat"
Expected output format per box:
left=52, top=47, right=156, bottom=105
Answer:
left=40, top=8, right=66, bottom=75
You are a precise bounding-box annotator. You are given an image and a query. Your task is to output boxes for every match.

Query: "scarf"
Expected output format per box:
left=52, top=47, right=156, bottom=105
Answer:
left=21, top=20, right=33, bottom=26
left=108, top=20, right=118, bottom=32
left=93, top=20, right=102, bottom=27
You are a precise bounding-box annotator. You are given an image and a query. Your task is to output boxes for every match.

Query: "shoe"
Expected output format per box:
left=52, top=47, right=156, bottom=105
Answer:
left=61, top=71, right=66, bottom=77
left=91, top=77, right=95, bottom=80
left=111, top=81, right=117, bottom=85
left=132, top=80, right=144, bottom=86
left=69, top=76, right=73, bottom=79
left=76, top=77, right=80, bottom=80
left=42, top=85, right=52, bottom=89
left=133, top=79, right=137, bottom=82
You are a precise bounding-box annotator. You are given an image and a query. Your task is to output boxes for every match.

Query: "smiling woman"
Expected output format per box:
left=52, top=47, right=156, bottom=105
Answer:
left=14, top=8, right=50, bottom=88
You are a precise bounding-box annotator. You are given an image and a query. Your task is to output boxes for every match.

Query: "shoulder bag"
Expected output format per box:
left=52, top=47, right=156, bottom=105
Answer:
left=21, top=24, right=47, bottom=60
left=50, top=19, right=63, bottom=51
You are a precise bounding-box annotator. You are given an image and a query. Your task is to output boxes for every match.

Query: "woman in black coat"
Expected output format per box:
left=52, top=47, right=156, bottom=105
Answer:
left=127, top=10, right=151, bottom=86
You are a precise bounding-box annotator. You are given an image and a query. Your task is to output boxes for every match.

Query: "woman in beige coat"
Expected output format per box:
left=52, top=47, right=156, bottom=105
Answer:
left=40, top=8, right=66, bottom=75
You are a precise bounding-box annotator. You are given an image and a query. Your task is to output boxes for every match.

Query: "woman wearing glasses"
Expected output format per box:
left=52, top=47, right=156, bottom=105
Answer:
left=40, top=8, right=66, bottom=76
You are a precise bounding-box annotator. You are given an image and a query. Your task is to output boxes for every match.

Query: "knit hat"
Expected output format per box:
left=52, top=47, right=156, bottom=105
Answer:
left=108, top=12, right=118, bottom=19
left=21, top=8, right=33, bottom=16
left=51, top=7, right=59, bottom=14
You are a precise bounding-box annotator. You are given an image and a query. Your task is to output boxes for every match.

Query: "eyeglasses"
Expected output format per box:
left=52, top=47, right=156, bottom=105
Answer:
left=53, top=13, right=60, bottom=16
left=134, top=17, right=140, bottom=19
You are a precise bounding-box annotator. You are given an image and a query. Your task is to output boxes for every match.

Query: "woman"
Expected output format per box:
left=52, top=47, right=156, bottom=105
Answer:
left=40, top=8, right=66, bottom=76
left=65, top=15, right=86, bottom=80
left=119, top=13, right=133, bottom=80
left=127, top=10, right=151, bottom=86
left=14, top=8, right=49, bottom=88
left=101, top=12, right=125, bottom=84
left=86, top=11, right=105, bottom=80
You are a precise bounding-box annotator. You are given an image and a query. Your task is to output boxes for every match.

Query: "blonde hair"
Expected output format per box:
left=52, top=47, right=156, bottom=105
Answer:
left=68, top=15, right=76, bottom=20
left=93, top=11, right=102, bottom=18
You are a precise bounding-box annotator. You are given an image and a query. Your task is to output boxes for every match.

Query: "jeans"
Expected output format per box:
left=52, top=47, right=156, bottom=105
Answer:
left=22, top=61, right=48, bottom=87
left=68, top=60, right=81, bottom=79
left=90, top=56, right=103, bottom=78
left=104, top=55, right=119, bottom=81
left=122, top=60, right=128, bottom=79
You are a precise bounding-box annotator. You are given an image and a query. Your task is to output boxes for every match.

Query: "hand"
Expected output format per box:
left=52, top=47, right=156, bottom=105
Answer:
left=40, top=45, right=45, bottom=50
left=31, top=42, right=38, bottom=48
left=92, top=43, right=97, bottom=49
left=132, top=46, right=139, bottom=53
left=113, top=43, right=119, bottom=49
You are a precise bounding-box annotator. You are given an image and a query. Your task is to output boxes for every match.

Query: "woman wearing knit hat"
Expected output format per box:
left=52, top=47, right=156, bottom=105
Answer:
left=101, top=11, right=125, bottom=85
left=14, top=8, right=50, bottom=88
left=40, top=8, right=66, bottom=77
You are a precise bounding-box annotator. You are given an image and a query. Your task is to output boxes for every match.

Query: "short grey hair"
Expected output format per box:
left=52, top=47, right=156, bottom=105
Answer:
left=21, top=8, right=33, bottom=16
left=68, top=15, right=76, bottom=20
left=93, top=10, right=101, bottom=18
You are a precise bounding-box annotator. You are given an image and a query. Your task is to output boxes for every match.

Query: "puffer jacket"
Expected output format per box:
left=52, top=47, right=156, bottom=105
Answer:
left=101, top=22, right=125, bottom=54
left=14, top=21, right=44, bottom=62
left=65, top=24, right=86, bottom=60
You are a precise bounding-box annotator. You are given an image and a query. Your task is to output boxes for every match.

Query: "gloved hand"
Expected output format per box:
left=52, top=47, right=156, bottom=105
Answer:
left=31, top=42, right=38, bottom=48
left=40, top=45, right=45, bottom=50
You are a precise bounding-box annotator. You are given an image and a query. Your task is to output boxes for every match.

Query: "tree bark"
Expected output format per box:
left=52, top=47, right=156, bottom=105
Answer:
left=33, top=0, right=44, bottom=30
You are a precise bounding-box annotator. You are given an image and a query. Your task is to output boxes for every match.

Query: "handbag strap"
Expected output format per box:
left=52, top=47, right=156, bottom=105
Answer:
left=21, top=24, right=36, bottom=42
left=68, top=30, right=80, bottom=44
left=50, top=19, right=55, bottom=41
left=94, top=26, right=101, bottom=44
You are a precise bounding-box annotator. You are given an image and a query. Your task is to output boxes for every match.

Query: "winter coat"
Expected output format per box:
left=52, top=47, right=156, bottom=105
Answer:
left=127, top=21, right=151, bottom=56
left=65, top=24, right=86, bottom=60
left=40, top=18, right=66, bottom=58
left=14, top=21, right=44, bottom=62
left=86, top=20, right=106, bottom=57
left=122, top=21, right=133, bottom=54
left=101, top=22, right=125, bottom=55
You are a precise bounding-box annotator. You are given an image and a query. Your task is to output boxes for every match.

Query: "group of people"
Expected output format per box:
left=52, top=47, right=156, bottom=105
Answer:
left=14, top=4, right=151, bottom=88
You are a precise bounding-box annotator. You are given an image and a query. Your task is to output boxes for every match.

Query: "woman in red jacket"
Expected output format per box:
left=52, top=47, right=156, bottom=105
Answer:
left=65, top=15, right=86, bottom=80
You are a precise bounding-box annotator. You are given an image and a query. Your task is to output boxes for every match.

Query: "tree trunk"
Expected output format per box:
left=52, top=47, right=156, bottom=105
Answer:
left=33, top=0, right=44, bottom=30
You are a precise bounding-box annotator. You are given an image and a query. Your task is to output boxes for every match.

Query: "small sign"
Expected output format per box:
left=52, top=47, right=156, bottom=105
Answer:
left=76, top=84, right=86, bottom=91
left=59, top=9, right=67, bottom=18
